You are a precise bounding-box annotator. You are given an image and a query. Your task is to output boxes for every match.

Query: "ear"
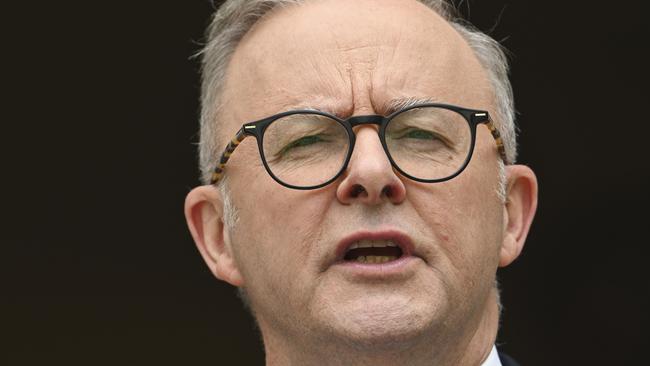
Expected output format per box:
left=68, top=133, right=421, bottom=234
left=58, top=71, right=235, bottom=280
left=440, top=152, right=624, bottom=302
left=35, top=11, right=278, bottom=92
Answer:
left=184, top=185, right=244, bottom=286
left=499, top=165, right=538, bottom=267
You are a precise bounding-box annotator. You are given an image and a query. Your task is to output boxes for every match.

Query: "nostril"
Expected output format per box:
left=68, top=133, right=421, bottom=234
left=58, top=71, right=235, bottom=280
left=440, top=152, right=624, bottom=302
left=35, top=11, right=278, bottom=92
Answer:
left=348, top=185, right=395, bottom=199
left=350, top=185, right=366, bottom=198
left=382, top=186, right=393, bottom=198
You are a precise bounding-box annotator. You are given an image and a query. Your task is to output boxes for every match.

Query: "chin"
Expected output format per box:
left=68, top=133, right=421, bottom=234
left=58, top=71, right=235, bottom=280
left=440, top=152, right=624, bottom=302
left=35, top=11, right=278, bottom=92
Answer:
left=316, top=291, right=447, bottom=350
left=329, top=316, right=433, bottom=351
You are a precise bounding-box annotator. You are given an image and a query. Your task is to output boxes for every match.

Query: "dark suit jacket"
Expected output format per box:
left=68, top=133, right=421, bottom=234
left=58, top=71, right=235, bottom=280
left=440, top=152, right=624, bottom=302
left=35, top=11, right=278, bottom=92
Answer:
left=498, top=352, right=520, bottom=366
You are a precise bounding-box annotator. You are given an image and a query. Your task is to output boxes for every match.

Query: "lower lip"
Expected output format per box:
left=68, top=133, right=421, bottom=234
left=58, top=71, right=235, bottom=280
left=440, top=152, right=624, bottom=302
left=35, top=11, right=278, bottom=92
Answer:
left=332, top=255, right=421, bottom=279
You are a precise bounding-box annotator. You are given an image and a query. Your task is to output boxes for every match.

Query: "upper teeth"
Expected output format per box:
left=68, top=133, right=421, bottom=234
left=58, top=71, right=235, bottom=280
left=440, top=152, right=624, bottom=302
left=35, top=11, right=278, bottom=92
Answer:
left=348, top=240, right=398, bottom=250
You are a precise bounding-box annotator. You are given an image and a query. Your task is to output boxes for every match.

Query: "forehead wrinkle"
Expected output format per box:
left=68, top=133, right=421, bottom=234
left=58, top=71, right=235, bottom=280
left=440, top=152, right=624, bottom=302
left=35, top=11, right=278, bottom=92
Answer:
left=299, top=23, right=351, bottom=101
left=226, top=59, right=348, bottom=122
left=374, top=23, right=406, bottom=103
left=228, top=6, right=352, bottom=111
left=306, top=51, right=351, bottom=111
left=363, top=4, right=489, bottom=109
left=367, top=23, right=455, bottom=113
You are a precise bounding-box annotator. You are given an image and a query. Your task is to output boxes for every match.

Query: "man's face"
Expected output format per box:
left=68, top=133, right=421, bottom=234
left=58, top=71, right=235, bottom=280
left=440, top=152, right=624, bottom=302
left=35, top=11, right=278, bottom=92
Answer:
left=216, top=0, right=506, bottom=348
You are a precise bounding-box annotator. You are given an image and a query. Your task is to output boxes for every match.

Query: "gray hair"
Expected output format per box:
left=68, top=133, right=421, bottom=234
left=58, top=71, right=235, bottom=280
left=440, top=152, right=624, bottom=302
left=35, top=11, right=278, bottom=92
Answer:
left=196, top=0, right=517, bottom=185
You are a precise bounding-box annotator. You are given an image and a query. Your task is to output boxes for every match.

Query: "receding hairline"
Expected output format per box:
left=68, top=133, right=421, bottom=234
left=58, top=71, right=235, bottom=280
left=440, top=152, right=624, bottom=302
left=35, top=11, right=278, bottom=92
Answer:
left=218, top=0, right=493, bottom=127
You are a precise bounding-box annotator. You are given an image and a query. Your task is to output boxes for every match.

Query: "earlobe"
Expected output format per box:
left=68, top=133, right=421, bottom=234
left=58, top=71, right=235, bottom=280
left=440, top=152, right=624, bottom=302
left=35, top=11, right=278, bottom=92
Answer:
left=499, top=165, right=538, bottom=267
left=184, top=186, right=244, bottom=286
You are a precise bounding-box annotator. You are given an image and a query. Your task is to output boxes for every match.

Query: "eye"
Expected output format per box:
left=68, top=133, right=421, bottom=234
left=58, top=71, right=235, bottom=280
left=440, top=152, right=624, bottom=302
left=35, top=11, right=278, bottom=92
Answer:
left=388, top=127, right=455, bottom=153
left=400, top=129, right=436, bottom=140
left=392, top=128, right=438, bottom=141
left=279, top=135, right=327, bottom=155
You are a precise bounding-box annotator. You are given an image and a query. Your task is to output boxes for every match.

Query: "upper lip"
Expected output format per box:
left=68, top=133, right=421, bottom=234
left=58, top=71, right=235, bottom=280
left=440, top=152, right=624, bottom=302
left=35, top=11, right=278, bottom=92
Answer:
left=334, top=229, right=416, bottom=262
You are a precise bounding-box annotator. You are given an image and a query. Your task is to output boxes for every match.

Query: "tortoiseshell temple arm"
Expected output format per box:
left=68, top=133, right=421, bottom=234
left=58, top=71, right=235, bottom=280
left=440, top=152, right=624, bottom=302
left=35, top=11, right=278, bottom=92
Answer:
left=210, top=128, right=248, bottom=185
left=485, top=118, right=508, bottom=163
left=474, top=112, right=507, bottom=163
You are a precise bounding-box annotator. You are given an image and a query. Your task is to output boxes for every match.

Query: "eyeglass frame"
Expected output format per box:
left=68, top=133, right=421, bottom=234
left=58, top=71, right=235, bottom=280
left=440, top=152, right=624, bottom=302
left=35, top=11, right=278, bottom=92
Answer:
left=210, top=103, right=507, bottom=190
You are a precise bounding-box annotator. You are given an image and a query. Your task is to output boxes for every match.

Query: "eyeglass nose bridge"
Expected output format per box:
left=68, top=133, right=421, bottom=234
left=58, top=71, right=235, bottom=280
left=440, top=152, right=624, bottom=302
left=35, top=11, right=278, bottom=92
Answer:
left=343, top=114, right=391, bottom=158
left=340, top=114, right=397, bottom=176
left=343, top=114, right=396, bottom=157
left=347, top=115, right=387, bottom=129
left=345, top=115, right=389, bottom=151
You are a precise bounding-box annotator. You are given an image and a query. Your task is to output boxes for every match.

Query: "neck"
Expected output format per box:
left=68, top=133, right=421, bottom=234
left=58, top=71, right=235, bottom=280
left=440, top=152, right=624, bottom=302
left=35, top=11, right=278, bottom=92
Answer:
left=261, top=289, right=500, bottom=366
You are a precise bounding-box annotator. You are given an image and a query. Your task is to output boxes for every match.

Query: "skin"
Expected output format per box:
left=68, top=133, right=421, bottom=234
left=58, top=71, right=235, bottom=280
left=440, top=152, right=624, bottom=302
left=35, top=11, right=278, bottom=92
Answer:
left=185, top=0, right=538, bottom=365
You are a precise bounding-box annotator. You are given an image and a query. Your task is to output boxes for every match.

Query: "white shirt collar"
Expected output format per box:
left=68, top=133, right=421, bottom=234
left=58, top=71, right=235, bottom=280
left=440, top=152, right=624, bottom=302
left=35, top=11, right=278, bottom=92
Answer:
left=480, top=346, right=502, bottom=366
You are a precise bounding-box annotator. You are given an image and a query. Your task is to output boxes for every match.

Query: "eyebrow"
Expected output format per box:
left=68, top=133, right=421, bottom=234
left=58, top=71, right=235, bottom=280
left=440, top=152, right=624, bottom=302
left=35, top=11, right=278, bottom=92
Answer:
left=277, top=102, right=345, bottom=117
left=378, top=96, right=438, bottom=115
left=277, top=96, right=437, bottom=117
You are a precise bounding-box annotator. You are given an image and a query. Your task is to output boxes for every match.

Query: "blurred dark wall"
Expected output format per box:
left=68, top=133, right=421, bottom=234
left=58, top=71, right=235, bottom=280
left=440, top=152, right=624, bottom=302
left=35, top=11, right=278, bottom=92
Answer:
left=3, top=1, right=649, bottom=365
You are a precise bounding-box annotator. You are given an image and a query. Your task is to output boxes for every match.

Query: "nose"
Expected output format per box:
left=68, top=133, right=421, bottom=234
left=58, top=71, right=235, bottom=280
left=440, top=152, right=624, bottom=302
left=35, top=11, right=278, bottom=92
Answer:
left=336, top=126, right=406, bottom=205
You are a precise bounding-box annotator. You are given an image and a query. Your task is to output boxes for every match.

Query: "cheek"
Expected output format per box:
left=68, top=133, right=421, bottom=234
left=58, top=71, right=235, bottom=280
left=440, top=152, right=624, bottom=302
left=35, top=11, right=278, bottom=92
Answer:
left=228, top=185, right=331, bottom=306
left=410, top=153, right=503, bottom=282
left=451, top=156, right=504, bottom=275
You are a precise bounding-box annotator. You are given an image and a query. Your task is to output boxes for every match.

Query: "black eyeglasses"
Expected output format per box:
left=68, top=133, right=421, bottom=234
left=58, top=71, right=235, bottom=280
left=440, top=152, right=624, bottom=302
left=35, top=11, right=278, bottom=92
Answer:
left=210, top=103, right=506, bottom=190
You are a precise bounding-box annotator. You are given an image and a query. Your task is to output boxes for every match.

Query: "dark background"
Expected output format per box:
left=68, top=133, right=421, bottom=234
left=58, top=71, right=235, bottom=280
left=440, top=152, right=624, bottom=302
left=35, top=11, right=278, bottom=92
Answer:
left=3, top=1, right=649, bottom=365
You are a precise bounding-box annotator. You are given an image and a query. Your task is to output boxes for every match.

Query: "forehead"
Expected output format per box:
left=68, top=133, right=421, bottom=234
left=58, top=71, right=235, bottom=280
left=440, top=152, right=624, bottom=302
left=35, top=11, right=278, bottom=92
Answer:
left=222, top=0, right=491, bottom=124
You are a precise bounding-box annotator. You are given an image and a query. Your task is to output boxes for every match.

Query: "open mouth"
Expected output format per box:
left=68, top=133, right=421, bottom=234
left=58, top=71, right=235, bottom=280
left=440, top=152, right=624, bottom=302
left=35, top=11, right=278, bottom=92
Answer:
left=343, top=240, right=404, bottom=264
